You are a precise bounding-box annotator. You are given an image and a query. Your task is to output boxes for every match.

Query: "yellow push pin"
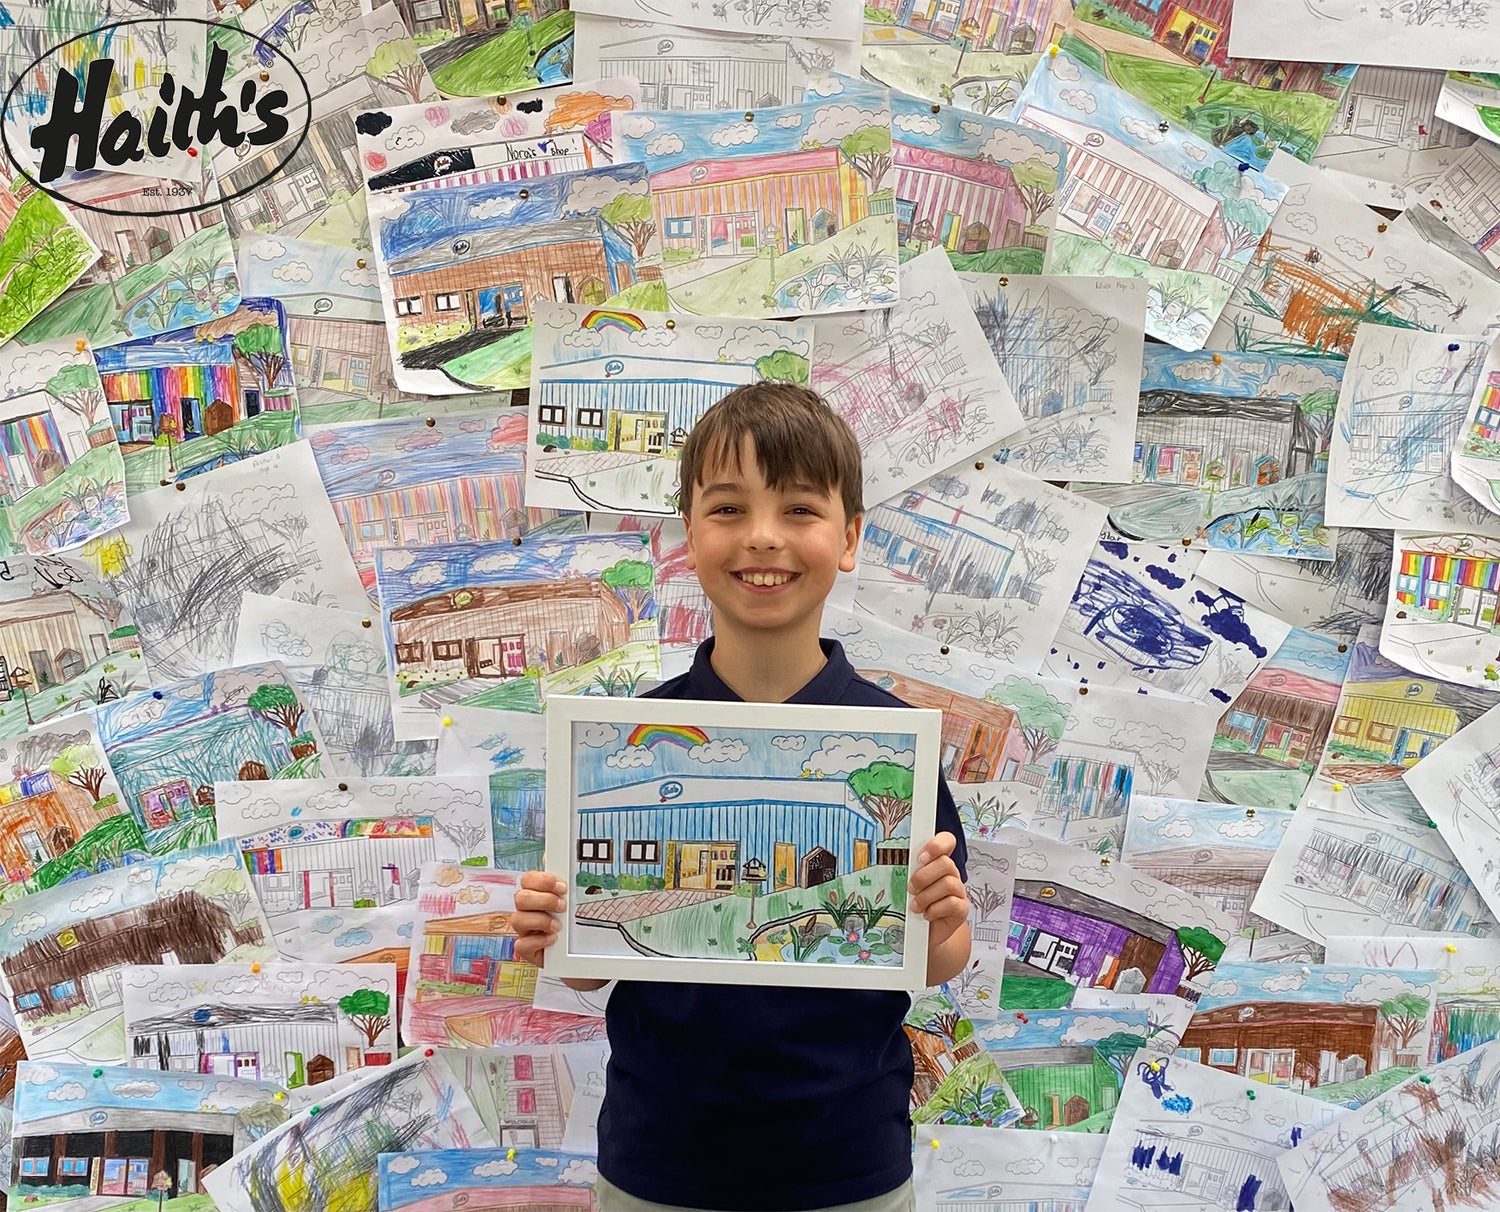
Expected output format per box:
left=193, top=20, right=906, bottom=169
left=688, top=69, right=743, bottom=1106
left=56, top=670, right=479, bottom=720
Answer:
left=442, top=716, right=452, bottom=726
left=930, top=1139, right=939, bottom=1149
left=75, top=338, right=87, bottom=352
left=274, top=1091, right=285, bottom=1101
left=1048, top=43, right=1059, bottom=55
left=1211, top=353, right=1223, bottom=363
left=251, top=963, right=260, bottom=974
left=507, top=1148, right=516, bottom=1161
left=1446, top=943, right=1459, bottom=953
left=1331, top=783, right=1344, bottom=792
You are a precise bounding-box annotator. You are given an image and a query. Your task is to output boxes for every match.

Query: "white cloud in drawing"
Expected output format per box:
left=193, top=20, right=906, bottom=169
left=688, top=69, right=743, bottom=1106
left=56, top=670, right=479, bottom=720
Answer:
left=1218, top=817, right=1265, bottom=838
left=13, top=911, right=47, bottom=937
left=113, top=1079, right=161, bottom=1099
left=959, top=119, right=983, bottom=137
left=1323, top=971, right=1350, bottom=984
left=689, top=738, right=749, bottom=763
left=1261, top=361, right=1343, bottom=400
left=406, top=563, right=447, bottom=588
left=981, top=126, right=1061, bottom=168
left=250, top=238, right=286, bottom=260
left=606, top=745, right=654, bottom=769
left=1059, top=88, right=1096, bottom=113
left=709, top=120, right=759, bottom=148
left=258, top=619, right=312, bottom=659
left=1061, top=1015, right=1136, bottom=1045
left=472, top=552, right=522, bottom=575
left=47, top=1082, right=88, bottom=1101
left=774, top=111, right=804, bottom=129
left=1111, top=720, right=1185, bottom=755
left=1369, top=366, right=1400, bottom=387
left=385, top=125, right=422, bottom=150
left=67, top=884, right=113, bottom=914
left=952, top=1160, right=986, bottom=1177
left=1144, top=888, right=1223, bottom=930
left=156, top=848, right=240, bottom=897
left=618, top=113, right=655, bottom=139
left=1385, top=255, right=1408, bottom=274
left=380, top=549, right=419, bottom=573
left=1415, top=363, right=1464, bottom=388
left=340, top=264, right=376, bottom=289
left=1016, top=849, right=1048, bottom=870
left=1119, top=115, right=1164, bottom=145
left=807, top=104, right=885, bottom=146
left=1155, top=818, right=1194, bottom=839
left=772, top=735, right=806, bottom=751
left=1261, top=971, right=1306, bottom=993
left=473, top=1158, right=517, bottom=1177
left=905, top=650, right=951, bottom=674
left=110, top=692, right=169, bottom=733
left=411, top=1169, right=446, bottom=1188
left=1006, top=1158, right=1044, bottom=1175
left=1171, top=360, right=1223, bottom=383
left=561, top=327, right=604, bottom=349
left=1211, top=1103, right=1251, bottom=1123
left=1069, top=863, right=1115, bottom=888
left=272, top=259, right=313, bottom=284
left=470, top=195, right=521, bottom=222
left=802, top=734, right=914, bottom=777
left=21, top=1065, right=58, bottom=1085
left=387, top=1156, right=422, bottom=1175
left=1183, top=142, right=1207, bottom=161
left=578, top=723, right=619, bottom=748
left=1283, top=209, right=1319, bottom=235
left=1344, top=973, right=1431, bottom=1005
left=1335, top=234, right=1373, bottom=260
left=1208, top=977, right=1239, bottom=997
left=565, top=545, right=628, bottom=577
left=627, top=326, right=676, bottom=348
left=1049, top=54, right=1081, bottom=82
left=1135, top=798, right=1172, bottom=821
left=559, top=1159, right=598, bottom=1186
left=893, top=111, right=942, bottom=136
left=646, top=132, right=683, bottom=157
left=717, top=325, right=809, bottom=365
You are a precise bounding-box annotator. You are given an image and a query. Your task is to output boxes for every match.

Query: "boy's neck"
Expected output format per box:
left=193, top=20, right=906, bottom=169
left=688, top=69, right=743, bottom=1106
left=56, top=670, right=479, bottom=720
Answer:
left=708, top=616, right=826, bottom=703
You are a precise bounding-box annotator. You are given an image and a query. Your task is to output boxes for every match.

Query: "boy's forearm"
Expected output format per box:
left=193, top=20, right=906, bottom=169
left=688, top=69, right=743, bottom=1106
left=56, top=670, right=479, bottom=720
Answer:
left=560, top=977, right=610, bottom=992
left=925, top=921, right=972, bottom=987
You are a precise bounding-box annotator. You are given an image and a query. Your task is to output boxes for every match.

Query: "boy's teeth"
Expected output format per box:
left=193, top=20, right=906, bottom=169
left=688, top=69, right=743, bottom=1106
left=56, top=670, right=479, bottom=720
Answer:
left=744, top=572, right=790, bottom=586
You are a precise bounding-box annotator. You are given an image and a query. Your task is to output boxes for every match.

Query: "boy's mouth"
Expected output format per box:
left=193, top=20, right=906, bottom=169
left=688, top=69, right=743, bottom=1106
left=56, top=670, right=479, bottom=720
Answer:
left=734, top=570, right=798, bottom=587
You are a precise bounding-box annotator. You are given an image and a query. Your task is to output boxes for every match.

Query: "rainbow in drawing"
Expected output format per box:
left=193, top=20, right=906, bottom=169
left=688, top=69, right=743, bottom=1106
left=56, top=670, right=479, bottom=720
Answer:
left=580, top=309, right=645, bottom=334
left=626, top=724, right=709, bottom=750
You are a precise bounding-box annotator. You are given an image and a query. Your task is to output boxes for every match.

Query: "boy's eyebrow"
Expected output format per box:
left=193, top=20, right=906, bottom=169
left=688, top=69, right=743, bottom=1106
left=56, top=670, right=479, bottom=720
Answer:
left=698, top=480, right=744, bottom=496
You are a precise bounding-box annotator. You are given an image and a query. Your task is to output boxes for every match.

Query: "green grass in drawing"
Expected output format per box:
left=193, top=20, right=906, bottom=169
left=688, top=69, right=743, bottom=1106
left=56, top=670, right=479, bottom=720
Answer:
left=0, top=188, right=96, bottom=343
left=428, top=10, right=574, bottom=97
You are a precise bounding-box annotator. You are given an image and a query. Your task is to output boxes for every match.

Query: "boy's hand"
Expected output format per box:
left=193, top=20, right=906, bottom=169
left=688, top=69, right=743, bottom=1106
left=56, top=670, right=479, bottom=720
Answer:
left=909, top=832, right=969, bottom=949
left=512, top=871, right=566, bottom=967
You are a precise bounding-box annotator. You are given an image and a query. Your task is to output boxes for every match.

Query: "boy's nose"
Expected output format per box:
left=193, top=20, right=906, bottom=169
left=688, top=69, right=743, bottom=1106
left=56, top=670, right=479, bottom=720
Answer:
left=745, top=514, right=781, bottom=549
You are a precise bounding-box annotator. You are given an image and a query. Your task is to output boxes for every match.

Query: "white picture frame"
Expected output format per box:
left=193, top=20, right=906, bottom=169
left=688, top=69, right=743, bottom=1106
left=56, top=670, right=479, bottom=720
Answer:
left=544, top=696, right=941, bottom=990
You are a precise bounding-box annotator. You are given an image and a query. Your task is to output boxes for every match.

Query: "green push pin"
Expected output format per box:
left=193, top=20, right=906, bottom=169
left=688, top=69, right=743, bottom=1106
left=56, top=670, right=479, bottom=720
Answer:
left=1246, top=1089, right=1256, bottom=1100
left=1419, top=1075, right=1432, bottom=1084
left=93, top=1069, right=102, bottom=1078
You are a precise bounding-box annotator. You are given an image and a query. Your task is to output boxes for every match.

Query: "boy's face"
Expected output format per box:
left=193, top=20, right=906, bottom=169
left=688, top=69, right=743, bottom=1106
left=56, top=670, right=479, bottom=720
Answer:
left=683, top=434, right=860, bottom=640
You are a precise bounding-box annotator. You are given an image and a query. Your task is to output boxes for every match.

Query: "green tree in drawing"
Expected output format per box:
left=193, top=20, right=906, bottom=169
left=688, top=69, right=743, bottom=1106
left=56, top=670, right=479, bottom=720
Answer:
left=339, top=988, right=392, bottom=1048
left=196, top=869, right=254, bottom=924
left=848, top=761, right=914, bottom=839
left=232, top=322, right=288, bottom=392
left=600, top=559, right=654, bottom=623
left=368, top=39, right=426, bottom=103
left=599, top=193, right=657, bottom=258
left=1176, top=926, right=1228, bottom=982
left=248, top=683, right=305, bottom=737
left=1194, top=161, right=1273, bottom=258
left=1092, top=1031, right=1148, bottom=1084
left=52, top=743, right=108, bottom=802
left=985, top=676, right=1068, bottom=765
left=45, top=362, right=107, bottom=429
left=1379, top=992, right=1432, bottom=1051
left=839, top=125, right=893, bottom=195
left=753, top=349, right=810, bottom=384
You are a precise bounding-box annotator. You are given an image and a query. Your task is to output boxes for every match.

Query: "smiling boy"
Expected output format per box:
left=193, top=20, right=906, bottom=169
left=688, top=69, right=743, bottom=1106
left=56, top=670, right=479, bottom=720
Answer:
left=512, top=384, right=972, bottom=1212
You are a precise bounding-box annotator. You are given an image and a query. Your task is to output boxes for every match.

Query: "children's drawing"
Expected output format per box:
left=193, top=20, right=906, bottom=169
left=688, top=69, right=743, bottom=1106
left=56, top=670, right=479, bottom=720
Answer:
left=1380, top=530, right=1500, bottom=688
left=1080, top=349, right=1343, bottom=560
left=825, top=609, right=1218, bottom=848
left=962, top=272, right=1146, bottom=483
left=94, top=297, right=301, bottom=493
left=528, top=305, right=813, bottom=514
left=950, top=838, right=1015, bottom=1022
left=889, top=95, right=1064, bottom=273
left=945, top=50, right=1044, bottom=120
left=1205, top=627, right=1352, bottom=810
left=437, top=1043, right=602, bottom=1149
left=1404, top=699, right=1500, bottom=923
left=864, top=0, right=1069, bottom=53
left=1016, top=50, right=1288, bottom=351
left=9, top=1062, right=275, bottom=1211
left=404, top=861, right=604, bottom=1047
left=1208, top=152, right=1500, bottom=357
left=385, top=0, right=573, bottom=97
left=376, top=532, right=660, bottom=729
left=379, top=1148, right=599, bottom=1211
left=1122, top=799, right=1315, bottom=962
left=0, top=550, right=147, bottom=739
left=1045, top=539, right=1293, bottom=706
left=571, top=0, right=862, bottom=39
left=1278, top=1038, right=1500, bottom=1212
left=313, top=410, right=559, bottom=588
left=979, top=1006, right=1154, bottom=1132
left=1326, top=327, right=1497, bottom=530
left=855, top=460, right=1107, bottom=665
left=233, top=593, right=438, bottom=779
left=1086, top=1053, right=1344, bottom=1211
left=0, top=162, right=99, bottom=349
left=905, top=987, right=1025, bottom=1127
left=0, top=335, right=126, bottom=555
left=0, top=840, right=275, bottom=1065
left=1003, top=829, right=1234, bottom=1010
left=1454, top=335, right=1500, bottom=514
left=0, top=712, right=139, bottom=901
left=1197, top=528, right=1393, bottom=644
left=434, top=704, right=547, bottom=869
left=202, top=1049, right=493, bottom=1212
left=592, top=516, right=713, bottom=666
left=370, top=162, right=662, bottom=395
left=544, top=696, right=939, bottom=989
left=915, top=1123, right=1104, bottom=1212
left=618, top=78, right=900, bottom=319
left=1060, top=6, right=1354, bottom=168
left=214, top=3, right=438, bottom=248
left=1305, top=623, right=1497, bottom=824
left=574, top=13, right=858, bottom=112
left=812, top=251, right=1021, bottom=504
left=1438, top=71, right=1500, bottom=144
left=1252, top=804, right=1491, bottom=943
left=122, top=961, right=398, bottom=1085
left=1184, top=961, right=1442, bottom=1102
left=100, top=441, right=369, bottom=679
left=96, top=663, right=329, bottom=854
left=1229, top=0, right=1500, bottom=72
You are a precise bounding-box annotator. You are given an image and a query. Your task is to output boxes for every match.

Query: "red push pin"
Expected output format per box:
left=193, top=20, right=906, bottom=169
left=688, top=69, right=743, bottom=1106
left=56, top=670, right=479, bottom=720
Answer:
left=187, top=147, right=198, bottom=157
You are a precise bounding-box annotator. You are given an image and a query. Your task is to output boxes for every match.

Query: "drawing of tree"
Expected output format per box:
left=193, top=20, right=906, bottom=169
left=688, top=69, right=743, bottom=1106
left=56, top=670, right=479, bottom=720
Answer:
left=432, top=816, right=487, bottom=857
left=1379, top=992, right=1432, bottom=1050
left=985, top=676, right=1067, bottom=763
left=600, top=559, right=654, bottom=623
left=1176, top=926, right=1227, bottom=982
left=1016, top=182, right=1054, bottom=229
left=232, top=322, right=288, bottom=392
left=1092, top=1031, right=1148, bottom=1084
left=968, top=881, right=1007, bottom=922
left=599, top=193, right=657, bottom=258
left=248, top=683, right=305, bottom=736
left=958, top=74, right=1024, bottom=116
left=848, top=760, right=914, bottom=839
left=839, top=125, right=893, bottom=195
left=197, top=869, right=254, bottom=924
left=368, top=39, right=426, bottom=102
left=1020, top=727, right=1059, bottom=767
left=55, top=745, right=108, bottom=802
left=753, top=349, right=811, bottom=383
left=44, top=362, right=106, bottom=428
left=1194, top=162, right=1273, bottom=260
left=339, top=988, right=392, bottom=1048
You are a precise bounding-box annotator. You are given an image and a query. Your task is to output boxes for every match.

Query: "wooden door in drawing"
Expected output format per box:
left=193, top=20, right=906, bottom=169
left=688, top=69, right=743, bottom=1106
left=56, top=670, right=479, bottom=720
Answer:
left=853, top=839, right=871, bottom=870
left=773, top=842, right=797, bottom=890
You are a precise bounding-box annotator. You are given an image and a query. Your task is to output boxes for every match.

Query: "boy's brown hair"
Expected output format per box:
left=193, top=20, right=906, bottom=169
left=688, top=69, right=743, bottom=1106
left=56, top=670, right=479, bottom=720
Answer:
left=677, top=383, right=863, bottom=522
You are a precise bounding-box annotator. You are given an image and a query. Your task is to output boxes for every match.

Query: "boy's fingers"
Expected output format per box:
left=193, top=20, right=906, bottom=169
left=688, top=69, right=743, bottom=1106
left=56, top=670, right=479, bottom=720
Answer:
left=510, top=910, right=562, bottom=936
left=916, top=832, right=957, bottom=867
left=907, top=855, right=958, bottom=894
left=515, top=889, right=567, bottom=913
left=911, top=874, right=965, bottom=914
left=520, top=870, right=567, bottom=895
left=921, top=894, right=969, bottom=925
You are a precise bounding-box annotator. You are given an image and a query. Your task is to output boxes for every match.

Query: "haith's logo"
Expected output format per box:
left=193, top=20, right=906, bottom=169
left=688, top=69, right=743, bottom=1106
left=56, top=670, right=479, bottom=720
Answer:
left=1, top=17, right=311, bottom=216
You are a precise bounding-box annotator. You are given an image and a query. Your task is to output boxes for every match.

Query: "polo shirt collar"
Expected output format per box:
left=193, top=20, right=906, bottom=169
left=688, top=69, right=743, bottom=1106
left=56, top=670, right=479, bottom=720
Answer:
left=684, top=637, right=856, bottom=704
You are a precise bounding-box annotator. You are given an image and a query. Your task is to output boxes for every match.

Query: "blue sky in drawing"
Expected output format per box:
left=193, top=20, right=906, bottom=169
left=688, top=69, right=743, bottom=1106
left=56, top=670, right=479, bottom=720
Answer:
left=1261, top=626, right=1353, bottom=685
left=617, top=75, right=890, bottom=173
left=575, top=724, right=919, bottom=795
left=1017, top=50, right=1286, bottom=212
left=240, top=234, right=380, bottom=308
left=891, top=91, right=1065, bottom=177
left=1198, top=962, right=1438, bottom=1010
left=1123, top=799, right=1292, bottom=857
left=1142, top=348, right=1346, bottom=399
left=93, top=298, right=289, bottom=373
left=310, top=413, right=524, bottom=496
left=13, top=1062, right=275, bottom=1124
left=375, top=533, right=652, bottom=611
left=376, top=162, right=650, bottom=262
left=94, top=665, right=301, bottom=750
left=379, top=1150, right=597, bottom=1210
left=976, top=1008, right=1151, bottom=1051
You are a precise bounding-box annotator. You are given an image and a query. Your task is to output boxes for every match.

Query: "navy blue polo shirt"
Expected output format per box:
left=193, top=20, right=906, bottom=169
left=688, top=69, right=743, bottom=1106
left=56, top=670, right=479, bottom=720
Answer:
left=598, top=638, right=968, bottom=1211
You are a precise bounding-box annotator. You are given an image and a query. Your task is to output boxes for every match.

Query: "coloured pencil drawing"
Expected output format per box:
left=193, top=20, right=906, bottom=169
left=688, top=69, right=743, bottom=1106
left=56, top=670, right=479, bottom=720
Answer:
left=905, top=986, right=1025, bottom=1128
left=0, top=163, right=99, bottom=349
left=1230, top=0, right=1500, bottom=72
left=545, top=697, right=939, bottom=989
left=863, top=0, right=1070, bottom=54
left=379, top=1147, right=600, bottom=1212
left=1438, top=69, right=1500, bottom=143
left=1452, top=334, right=1500, bottom=515
left=384, top=0, right=573, bottom=98
left=1381, top=530, right=1500, bottom=689
left=433, top=704, right=547, bottom=870
left=570, top=0, right=863, bottom=41
left=949, top=838, right=1015, bottom=1022
left=914, top=1124, right=1103, bottom=1212
left=618, top=77, right=901, bottom=319
left=529, top=304, right=812, bottom=515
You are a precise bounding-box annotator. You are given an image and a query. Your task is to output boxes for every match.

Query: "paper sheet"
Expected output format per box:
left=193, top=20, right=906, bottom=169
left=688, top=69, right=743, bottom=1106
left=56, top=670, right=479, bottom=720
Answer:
left=949, top=838, right=1015, bottom=1023
left=1438, top=71, right=1500, bottom=144
left=1453, top=336, right=1500, bottom=513
left=1380, top=530, right=1500, bottom=688
left=1228, top=0, right=1500, bottom=72
left=570, top=0, right=862, bottom=41
left=915, top=1124, right=1103, bottom=1211
left=433, top=704, right=547, bottom=870
left=379, top=1148, right=599, bottom=1211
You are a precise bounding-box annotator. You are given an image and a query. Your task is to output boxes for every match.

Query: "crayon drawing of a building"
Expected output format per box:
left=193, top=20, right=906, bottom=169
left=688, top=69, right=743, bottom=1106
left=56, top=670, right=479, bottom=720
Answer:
left=893, top=145, right=1030, bottom=256
left=239, top=822, right=432, bottom=916
left=591, top=25, right=819, bottom=109
left=1180, top=1000, right=1410, bottom=1087
left=876, top=0, right=1064, bottom=53
left=127, top=1001, right=357, bottom=1084
left=856, top=669, right=1028, bottom=784
left=1327, top=671, right=1459, bottom=768
left=287, top=314, right=400, bottom=407
left=0, top=768, right=127, bottom=888
left=1290, top=825, right=1480, bottom=934
left=1394, top=539, right=1500, bottom=635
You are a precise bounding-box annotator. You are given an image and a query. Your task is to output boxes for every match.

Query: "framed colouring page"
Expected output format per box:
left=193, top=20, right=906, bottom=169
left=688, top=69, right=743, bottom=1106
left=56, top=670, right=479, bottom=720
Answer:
left=543, top=696, right=940, bottom=989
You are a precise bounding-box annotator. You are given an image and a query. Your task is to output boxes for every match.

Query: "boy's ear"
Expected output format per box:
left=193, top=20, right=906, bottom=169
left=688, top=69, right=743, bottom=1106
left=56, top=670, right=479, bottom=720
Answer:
left=840, top=512, right=862, bottom=574
left=682, top=512, right=697, bottom=571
